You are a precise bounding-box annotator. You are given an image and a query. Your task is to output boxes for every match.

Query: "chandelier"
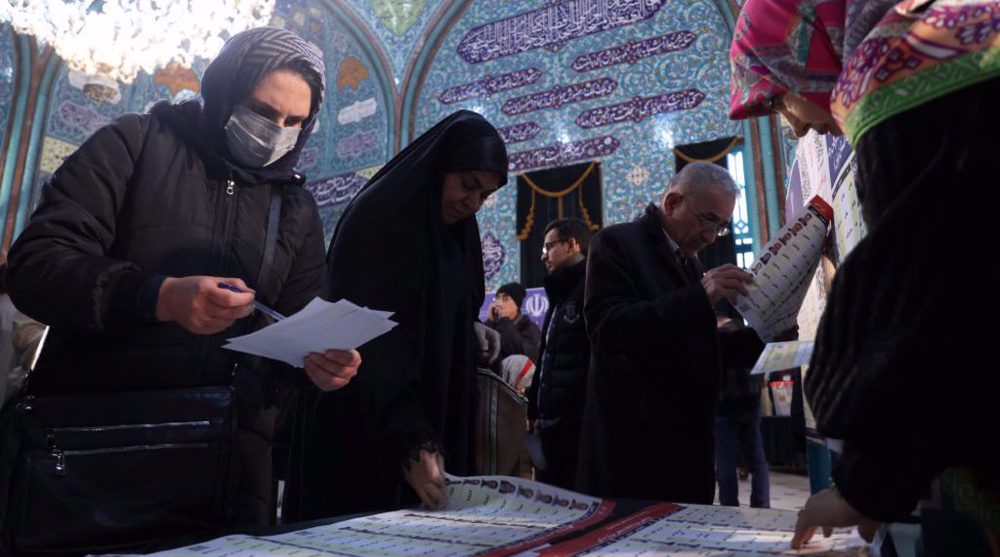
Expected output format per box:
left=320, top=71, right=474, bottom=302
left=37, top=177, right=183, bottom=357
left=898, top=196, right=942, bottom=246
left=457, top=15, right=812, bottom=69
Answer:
left=0, top=0, right=276, bottom=83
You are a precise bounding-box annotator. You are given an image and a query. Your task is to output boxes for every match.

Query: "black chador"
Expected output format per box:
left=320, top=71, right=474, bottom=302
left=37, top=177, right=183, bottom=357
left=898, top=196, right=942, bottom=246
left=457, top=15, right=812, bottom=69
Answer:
left=284, top=111, right=508, bottom=519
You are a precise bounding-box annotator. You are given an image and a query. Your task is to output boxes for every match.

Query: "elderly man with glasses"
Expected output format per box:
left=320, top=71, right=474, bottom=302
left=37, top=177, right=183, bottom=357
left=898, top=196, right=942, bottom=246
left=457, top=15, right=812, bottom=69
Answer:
left=576, top=161, right=768, bottom=505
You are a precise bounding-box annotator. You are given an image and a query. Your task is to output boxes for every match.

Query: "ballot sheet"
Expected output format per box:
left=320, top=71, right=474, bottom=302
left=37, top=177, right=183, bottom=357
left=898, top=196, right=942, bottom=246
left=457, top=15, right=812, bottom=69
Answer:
left=132, top=475, right=614, bottom=557
left=750, top=341, right=815, bottom=375
left=783, top=133, right=868, bottom=433
left=538, top=503, right=868, bottom=556
left=223, top=297, right=397, bottom=367
left=828, top=152, right=866, bottom=265
left=734, top=197, right=833, bottom=342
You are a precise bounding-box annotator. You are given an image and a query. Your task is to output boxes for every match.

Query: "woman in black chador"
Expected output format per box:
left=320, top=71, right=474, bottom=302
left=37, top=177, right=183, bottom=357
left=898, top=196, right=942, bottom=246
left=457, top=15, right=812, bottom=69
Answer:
left=285, top=110, right=509, bottom=519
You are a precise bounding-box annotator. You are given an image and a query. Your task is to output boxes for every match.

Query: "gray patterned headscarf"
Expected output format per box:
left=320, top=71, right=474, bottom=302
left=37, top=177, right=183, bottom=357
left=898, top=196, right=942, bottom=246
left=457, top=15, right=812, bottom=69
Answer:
left=199, top=26, right=326, bottom=174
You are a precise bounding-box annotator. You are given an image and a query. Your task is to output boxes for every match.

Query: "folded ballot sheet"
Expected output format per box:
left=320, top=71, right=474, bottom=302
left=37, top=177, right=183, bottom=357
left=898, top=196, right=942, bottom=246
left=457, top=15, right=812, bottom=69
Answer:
left=733, top=196, right=833, bottom=342
left=223, top=297, right=397, bottom=367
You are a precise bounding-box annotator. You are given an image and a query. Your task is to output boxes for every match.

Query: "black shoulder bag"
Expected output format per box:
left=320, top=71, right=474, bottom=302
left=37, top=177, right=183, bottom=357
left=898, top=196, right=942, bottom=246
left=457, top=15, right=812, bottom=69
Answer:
left=0, top=187, right=284, bottom=555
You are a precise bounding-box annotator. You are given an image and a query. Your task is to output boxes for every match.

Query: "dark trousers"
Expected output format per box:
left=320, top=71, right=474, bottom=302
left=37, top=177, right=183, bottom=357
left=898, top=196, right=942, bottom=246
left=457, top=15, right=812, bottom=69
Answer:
left=714, top=408, right=770, bottom=508
left=536, top=416, right=582, bottom=490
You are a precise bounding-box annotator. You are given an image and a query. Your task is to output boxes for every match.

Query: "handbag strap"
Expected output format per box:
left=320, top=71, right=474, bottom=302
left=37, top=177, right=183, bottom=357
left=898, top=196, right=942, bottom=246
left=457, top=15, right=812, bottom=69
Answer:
left=255, top=185, right=283, bottom=301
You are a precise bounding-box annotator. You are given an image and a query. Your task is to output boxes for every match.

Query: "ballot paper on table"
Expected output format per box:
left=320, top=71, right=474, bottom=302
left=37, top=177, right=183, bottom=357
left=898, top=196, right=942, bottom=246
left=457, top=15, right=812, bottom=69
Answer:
left=116, top=474, right=614, bottom=557
left=535, top=502, right=868, bottom=556
left=734, top=196, right=833, bottom=342
left=222, top=297, right=397, bottom=367
left=750, top=340, right=815, bottom=375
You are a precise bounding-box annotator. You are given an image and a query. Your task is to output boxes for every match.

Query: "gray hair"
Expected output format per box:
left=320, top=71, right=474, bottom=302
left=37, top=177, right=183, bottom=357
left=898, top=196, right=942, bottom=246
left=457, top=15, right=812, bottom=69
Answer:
left=665, top=161, right=740, bottom=199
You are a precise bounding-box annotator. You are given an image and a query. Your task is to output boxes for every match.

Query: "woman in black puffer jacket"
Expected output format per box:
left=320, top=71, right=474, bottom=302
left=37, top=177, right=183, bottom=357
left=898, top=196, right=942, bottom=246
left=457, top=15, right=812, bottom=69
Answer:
left=5, top=27, right=359, bottom=553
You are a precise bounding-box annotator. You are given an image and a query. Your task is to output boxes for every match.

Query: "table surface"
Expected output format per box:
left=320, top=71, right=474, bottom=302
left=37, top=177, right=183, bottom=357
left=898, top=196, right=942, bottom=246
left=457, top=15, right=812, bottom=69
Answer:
left=136, top=499, right=881, bottom=556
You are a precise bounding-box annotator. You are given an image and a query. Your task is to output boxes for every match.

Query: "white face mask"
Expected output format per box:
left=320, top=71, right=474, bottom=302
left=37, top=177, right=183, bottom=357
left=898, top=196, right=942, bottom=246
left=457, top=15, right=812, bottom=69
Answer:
left=224, top=105, right=301, bottom=168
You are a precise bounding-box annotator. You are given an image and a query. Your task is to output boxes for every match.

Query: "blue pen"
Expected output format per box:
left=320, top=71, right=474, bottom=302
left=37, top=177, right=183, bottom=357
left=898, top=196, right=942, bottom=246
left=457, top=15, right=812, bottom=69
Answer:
left=217, top=282, right=286, bottom=321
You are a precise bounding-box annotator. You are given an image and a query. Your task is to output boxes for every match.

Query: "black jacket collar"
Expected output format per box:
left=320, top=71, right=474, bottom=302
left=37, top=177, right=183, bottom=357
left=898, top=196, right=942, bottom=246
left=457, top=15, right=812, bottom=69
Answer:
left=544, top=258, right=586, bottom=303
left=638, top=203, right=695, bottom=286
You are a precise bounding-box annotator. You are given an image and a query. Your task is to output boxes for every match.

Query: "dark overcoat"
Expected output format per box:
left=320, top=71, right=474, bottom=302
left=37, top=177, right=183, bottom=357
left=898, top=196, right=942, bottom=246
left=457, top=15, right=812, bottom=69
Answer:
left=578, top=203, right=762, bottom=504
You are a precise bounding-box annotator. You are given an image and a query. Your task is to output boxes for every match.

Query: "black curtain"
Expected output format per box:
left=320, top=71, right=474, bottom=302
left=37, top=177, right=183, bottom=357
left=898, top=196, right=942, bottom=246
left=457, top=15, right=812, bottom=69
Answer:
left=674, top=136, right=741, bottom=271
left=516, top=161, right=602, bottom=288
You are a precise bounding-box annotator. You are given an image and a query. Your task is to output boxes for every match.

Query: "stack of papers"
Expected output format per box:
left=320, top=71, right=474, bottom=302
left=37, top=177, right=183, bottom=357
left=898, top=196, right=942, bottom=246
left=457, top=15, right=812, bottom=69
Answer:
left=124, top=474, right=613, bottom=557
left=108, top=478, right=869, bottom=556
left=536, top=502, right=868, bottom=556
left=223, top=297, right=397, bottom=367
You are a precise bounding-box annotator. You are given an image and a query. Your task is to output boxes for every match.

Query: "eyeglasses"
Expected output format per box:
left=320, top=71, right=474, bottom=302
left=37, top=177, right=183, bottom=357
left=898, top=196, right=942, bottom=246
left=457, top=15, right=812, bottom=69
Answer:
left=683, top=198, right=731, bottom=237
left=541, top=239, right=568, bottom=254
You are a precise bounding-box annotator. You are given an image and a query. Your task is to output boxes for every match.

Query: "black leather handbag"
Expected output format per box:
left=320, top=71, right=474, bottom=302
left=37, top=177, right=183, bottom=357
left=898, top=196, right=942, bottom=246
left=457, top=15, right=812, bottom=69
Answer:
left=0, top=187, right=285, bottom=555
left=0, top=386, right=237, bottom=554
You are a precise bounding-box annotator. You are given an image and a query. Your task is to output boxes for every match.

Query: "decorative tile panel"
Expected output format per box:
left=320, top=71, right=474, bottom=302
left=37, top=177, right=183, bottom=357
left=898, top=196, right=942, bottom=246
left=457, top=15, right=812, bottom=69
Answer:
left=571, top=30, right=697, bottom=72
left=0, top=24, right=15, bottom=154
left=574, top=89, right=706, bottom=128
left=9, top=1, right=744, bottom=291
left=33, top=1, right=392, bottom=244
left=501, top=77, right=617, bottom=116
left=481, top=232, right=506, bottom=282
left=439, top=68, right=542, bottom=105
left=274, top=0, right=391, bottom=180
left=307, top=165, right=382, bottom=245
left=307, top=171, right=370, bottom=210
left=371, top=0, right=426, bottom=36
left=497, top=122, right=542, bottom=144
left=456, top=0, right=669, bottom=64
left=348, top=0, right=445, bottom=82
left=39, top=136, right=78, bottom=175
left=508, top=135, right=620, bottom=172
left=416, top=0, right=739, bottom=288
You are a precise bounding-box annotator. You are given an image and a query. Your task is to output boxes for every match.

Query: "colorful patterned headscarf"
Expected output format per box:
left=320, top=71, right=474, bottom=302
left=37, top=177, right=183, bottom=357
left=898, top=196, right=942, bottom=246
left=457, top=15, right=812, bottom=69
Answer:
left=729, top=0, right=847, bottom=119
left=832, top=0, right=1000, bottom=143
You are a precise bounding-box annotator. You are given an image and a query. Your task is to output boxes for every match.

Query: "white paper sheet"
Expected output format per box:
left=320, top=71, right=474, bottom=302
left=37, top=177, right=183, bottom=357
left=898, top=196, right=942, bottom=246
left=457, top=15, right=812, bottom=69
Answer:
left=223, top=297, right=397, bottom=367
left=129, top=475, right=613, bottom=557
left=734, top=197, right=833, bottom=342
left=750, top=341, right=815, bottom=375
left=539, top=503, right=868, bottom=556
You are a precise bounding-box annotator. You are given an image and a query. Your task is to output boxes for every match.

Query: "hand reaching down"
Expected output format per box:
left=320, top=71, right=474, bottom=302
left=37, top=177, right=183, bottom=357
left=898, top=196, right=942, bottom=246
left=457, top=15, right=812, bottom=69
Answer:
left=403, top=449, right=448, bottom=510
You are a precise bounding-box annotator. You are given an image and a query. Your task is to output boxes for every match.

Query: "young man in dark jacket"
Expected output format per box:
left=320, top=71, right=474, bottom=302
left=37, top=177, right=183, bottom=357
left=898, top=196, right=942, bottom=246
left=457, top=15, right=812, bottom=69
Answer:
left=486, top=282, right=541, bottom=363
left=5, top=27, right=360, bottom=553
left=527, top=218, right=592, bottom=489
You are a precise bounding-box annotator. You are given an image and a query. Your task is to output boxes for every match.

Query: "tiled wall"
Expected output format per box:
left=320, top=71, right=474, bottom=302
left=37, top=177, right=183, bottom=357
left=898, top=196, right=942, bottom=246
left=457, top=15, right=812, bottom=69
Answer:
left=0, top=27, right=13, bottom=157
left=26, top=2, right=394, bottom=246
left=414, top=0, right=741, bottom=286
left=349, top=0, right=446, bottom=82
left=0, top=1, right=779, bottom=289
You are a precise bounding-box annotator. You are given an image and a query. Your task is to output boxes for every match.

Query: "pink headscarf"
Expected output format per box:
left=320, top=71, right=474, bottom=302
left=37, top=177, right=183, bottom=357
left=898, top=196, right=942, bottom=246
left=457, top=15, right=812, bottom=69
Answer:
left=729, top=0, right=846, bottom=119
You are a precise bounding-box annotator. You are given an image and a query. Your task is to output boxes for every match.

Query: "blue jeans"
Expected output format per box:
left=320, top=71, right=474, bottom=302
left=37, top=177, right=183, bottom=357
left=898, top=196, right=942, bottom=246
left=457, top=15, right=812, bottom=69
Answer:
left=714, top=409, right=770, bottom=508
